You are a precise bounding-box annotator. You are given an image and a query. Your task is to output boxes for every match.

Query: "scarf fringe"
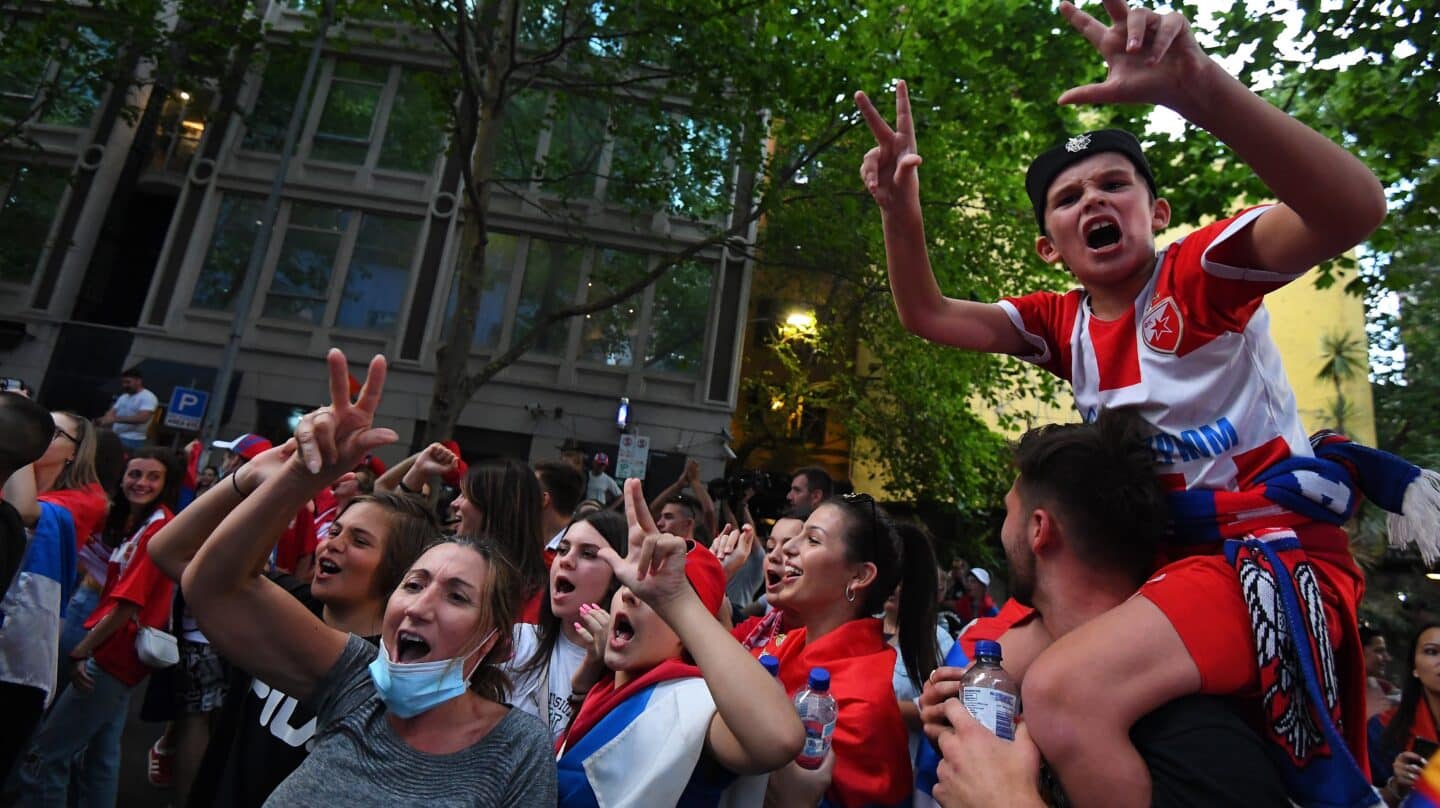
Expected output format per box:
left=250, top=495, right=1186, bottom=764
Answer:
left=1389, top=468, right=1440, bottom=566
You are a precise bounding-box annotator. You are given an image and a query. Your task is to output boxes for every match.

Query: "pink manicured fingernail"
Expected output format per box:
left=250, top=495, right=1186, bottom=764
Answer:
left=573, top=622, right=583, bottom=632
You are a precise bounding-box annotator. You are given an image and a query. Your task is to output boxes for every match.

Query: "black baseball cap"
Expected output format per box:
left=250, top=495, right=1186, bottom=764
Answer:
left=1025, top=129, right=1157, bottom=234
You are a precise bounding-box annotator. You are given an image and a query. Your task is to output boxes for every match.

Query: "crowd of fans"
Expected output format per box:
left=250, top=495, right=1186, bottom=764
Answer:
left=5, top=2, right=1440, bottom=804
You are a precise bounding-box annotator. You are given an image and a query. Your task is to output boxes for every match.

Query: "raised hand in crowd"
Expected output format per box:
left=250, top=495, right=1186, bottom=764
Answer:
left=711, top=522, right=757, bottom=583
left=398, top=441, right=458, bottom=495
left=149, top=439, right=298, bottom=582
left=932, top=698, right=1044, bottom=808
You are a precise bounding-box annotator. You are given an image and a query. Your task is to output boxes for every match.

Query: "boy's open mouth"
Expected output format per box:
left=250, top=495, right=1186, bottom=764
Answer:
left=609, top=614, right=635, bottom=650
left=1085, top=220, right=1121, bottom=249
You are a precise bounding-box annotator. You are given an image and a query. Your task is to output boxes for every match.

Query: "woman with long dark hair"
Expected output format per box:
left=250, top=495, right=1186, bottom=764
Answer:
left=753, top=492, right=940, bottom=808
left=503, top=509, right=627, bottom=741
left=451, top=458, right=548, bottom=620
left=1369, top=623, right=1440, bottom=806
left=18, top=447, right=181, bottom=806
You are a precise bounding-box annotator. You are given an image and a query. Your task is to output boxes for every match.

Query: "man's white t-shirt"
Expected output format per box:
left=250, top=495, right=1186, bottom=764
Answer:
left=113, top=389, right=158, bottom=443
left=502, top=624, right=588, bottom=742
left=586, top=471, right=621, bottom=504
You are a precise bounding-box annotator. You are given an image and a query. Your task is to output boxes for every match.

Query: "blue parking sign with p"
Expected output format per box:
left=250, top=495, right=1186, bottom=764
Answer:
left=164, top=386, right=209, bottom=432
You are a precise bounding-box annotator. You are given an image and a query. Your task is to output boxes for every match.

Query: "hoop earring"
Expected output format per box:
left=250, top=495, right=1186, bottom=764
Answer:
left=844, top=584, right=856, bottom=603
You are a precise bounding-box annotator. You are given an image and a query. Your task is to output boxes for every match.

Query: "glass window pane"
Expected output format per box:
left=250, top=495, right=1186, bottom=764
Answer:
left=41, top=28, right=110, bottom=127
left=541, top=95, right=607, bottom=199
left=607, top=108, right=670, bottom=210
left=0, top=164, right=69, bottom=284
left=514, top=238, right=581, bottom=356
left=263, top=203, right=349, bottom=323
left=0, top=23, right=48, bottom=121
left=645, top=260, right=711, bottom=375
left=310, top=61, right=387, bottom=165
left=378, top=70, right=449, bottom=173
left=578, top=249, right=647, bottom=367
left=496, top=90, right=546, bottom=183
left=445, top=233, right=520, bottom=349
left=671, top=117, right=732, bottom=218
left=335, top=213, right=421, bottom=333
left=243, top=49, right=309, bottom=153
left=191, top=194, right=263, bottom=310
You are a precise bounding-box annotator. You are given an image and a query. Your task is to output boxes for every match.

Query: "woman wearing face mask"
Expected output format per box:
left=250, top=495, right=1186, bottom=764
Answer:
left=555, top=479, right=804, bottom=807
left=181, top=350, right=554, bottom=805
left=0, top=411, right=105, bottom=781
left=150, top=441, right=436, bottom=808
left=18, top=448, right=180, bottom=807
left=754, top=493, right=940, bottom=808
left=502, top=510, right=627, bottom=741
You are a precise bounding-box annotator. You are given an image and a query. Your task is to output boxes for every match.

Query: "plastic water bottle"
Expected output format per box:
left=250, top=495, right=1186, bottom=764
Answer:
left=960, top=640, right=1019, bottom=741
left=793, top=667, right=838, bottom=769
left=759, top=653, right=781, bottom=678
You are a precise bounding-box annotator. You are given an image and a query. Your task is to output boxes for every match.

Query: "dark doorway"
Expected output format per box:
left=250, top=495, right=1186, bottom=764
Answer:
left=38, top=323, right=135, bottom=417
left=71, top=189, right=178, bottom=326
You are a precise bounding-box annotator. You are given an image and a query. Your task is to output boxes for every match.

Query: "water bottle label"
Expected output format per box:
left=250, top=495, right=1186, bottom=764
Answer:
left=796, top=718, right=836, bottom=767
left=961, top=686, right=1017, bottom=741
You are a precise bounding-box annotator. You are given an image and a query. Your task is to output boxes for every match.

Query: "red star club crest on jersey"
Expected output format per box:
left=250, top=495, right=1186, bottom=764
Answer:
left=1142, top=296, right=1183, bottom=354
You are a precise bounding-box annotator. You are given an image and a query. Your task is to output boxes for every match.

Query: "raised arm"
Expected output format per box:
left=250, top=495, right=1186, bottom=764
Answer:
left=602, top=480, right=803, bottom=775
left=182, top=350, right=396, bottom=701
left=149, top=441, right=297, bottom=583
left=1056, top=0, right=1386, bottom=275
left=855, top=81, right=1030, bottom=355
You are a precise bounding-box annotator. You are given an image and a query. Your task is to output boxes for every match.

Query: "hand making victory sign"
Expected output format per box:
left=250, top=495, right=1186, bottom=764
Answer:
left=292, top=349, right=397, bottom=478
left=599, top=478, right=694, bottom=611
left=855, top=80, right=921, bottom=213
left=1057, top=0, right=1210, bottom=113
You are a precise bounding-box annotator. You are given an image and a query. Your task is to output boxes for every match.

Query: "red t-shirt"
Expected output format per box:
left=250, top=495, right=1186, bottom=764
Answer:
left=38, top=483, right=108, bottom=550
left=272, top=505, right=318, bottom=575
left=84, top=507, right=175, bottom=687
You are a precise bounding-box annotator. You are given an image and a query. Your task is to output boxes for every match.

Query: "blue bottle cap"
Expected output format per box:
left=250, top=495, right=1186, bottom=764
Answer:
left=808, top=667, right=831, bottom=691
left=759, top=654, right=780, bottom=677
left=975, top=640, right=1003, bottom=660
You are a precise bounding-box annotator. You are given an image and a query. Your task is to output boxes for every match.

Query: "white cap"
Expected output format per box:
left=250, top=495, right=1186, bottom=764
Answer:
left=970, top=567, right=991, bottom=587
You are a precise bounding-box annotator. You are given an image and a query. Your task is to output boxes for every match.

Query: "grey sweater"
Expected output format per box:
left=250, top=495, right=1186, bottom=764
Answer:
left=264, top=634, right=556, bottom=806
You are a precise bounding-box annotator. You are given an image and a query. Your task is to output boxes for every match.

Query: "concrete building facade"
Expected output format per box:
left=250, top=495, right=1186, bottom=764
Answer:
left=0, top=2, right=753, bottom=483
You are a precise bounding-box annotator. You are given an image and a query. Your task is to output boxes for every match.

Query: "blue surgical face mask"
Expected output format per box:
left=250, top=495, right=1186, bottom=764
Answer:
left=368, top=630, right=496, bottom=719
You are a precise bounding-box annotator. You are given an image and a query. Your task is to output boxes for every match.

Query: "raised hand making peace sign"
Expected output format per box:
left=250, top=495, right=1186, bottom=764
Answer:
left=597, top=478, right=695, bottom=613
left=1057, top=0, right=1209, bottom=112
left=292, top=349, right=397, bottom=478
left=854, top=79, right=921, bottom=213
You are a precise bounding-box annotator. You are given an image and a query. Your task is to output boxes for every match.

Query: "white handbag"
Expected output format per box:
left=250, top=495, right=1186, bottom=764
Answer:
left=135, top=624, right=179, bottom=669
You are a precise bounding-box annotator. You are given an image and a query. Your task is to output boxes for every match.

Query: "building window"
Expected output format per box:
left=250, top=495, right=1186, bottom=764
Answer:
left=263, top=203, right=350, bottom=324
left=192, top=194, right=263, bottom=311
left=243, top=53, right=446, bottom=176
left=540, top=95, right=608, bottom=199
left=0, top=163, right=68, bottom=284
left=645, top=260, right=712, bottom=375
left=0, top=25, right=109, bottom=129
left=496, top=89, right=546, bottom=183
left=335, top=213, right=421, bottom=332
left=310, top=60, right=387, bottom=165
left=243, top=49, right=308, bottom=153
left=514, top=238, right=583, bottom=356
left=378, top=70, right=449, bottom=173
left=578, top=248, right=646, bottom=367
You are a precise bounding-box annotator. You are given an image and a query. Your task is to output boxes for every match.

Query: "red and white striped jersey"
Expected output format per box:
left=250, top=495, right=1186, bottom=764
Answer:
left=998, top=207, right=1313, bottom=493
